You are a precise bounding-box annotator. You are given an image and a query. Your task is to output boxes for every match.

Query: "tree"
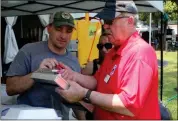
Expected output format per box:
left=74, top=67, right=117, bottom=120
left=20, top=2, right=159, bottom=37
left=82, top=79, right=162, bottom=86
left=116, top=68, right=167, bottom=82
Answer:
left=139, top=1, right=178, bottom=24
left=164, top=1, right=178, bottom=21
left=163, top=1, right=177, bottom=50
left=139, top=1, right=178, bottom=50
left=139, top=12, right=161, bottom=26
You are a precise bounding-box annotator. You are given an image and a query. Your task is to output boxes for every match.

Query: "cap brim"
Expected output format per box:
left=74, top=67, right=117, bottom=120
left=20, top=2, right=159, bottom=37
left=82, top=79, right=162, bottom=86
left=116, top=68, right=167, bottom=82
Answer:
left=53, top=22, right=75, bottom=28
left=95, top=8, right=116, bottom=20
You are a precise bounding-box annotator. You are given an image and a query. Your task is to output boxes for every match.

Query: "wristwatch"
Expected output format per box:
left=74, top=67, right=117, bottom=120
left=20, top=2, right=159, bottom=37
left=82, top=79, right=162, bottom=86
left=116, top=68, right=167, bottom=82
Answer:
left=83, top=89, right=92, bottom=103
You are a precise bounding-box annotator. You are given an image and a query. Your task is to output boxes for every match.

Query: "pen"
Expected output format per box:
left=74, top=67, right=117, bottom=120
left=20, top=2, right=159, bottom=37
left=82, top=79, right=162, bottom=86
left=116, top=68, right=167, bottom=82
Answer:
left=1, top=108, right=10, bottom=116
left=52, top=69, right=60, bottom=73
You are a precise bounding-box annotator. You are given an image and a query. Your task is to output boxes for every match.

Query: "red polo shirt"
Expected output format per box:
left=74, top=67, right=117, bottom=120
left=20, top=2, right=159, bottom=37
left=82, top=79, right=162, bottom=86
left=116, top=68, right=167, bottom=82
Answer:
left=94, top=31, right=160, bottom=120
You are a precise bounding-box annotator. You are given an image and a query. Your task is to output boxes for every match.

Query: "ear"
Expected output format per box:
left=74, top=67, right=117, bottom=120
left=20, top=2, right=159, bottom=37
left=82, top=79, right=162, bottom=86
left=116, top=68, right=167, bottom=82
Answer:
left=47, top=24, right=52, bottom=33
left=128, top=16, right=134, bottom=25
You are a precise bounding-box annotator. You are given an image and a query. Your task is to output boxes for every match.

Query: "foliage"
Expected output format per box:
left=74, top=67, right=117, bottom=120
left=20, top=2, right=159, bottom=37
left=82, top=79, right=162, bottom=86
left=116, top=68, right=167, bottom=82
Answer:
left=139, top=1, right=177, bottom=24
left=164, top=1, right=178, bottom=21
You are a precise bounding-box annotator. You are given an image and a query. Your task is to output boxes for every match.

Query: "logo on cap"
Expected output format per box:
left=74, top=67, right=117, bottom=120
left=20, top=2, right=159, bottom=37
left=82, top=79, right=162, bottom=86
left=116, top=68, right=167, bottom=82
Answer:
left=61, top=12, right=70, bottom=19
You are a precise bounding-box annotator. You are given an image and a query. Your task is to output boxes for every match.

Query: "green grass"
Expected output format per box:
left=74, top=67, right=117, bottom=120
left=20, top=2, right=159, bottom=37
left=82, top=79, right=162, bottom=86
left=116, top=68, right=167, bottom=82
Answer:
left=156, top=51, right=178, bottom=120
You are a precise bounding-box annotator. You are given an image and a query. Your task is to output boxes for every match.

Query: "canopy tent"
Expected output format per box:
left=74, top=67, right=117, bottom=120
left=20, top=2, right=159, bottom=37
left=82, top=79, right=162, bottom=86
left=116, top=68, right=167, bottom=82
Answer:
left=1, top=0, right=165, bottom=100
left=1, top=1, right=163, bottom=17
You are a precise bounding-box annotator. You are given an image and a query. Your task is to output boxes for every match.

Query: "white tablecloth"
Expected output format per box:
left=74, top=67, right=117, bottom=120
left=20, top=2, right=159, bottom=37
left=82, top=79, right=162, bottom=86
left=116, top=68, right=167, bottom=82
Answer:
left=1, top=84, right=18, bottom=105
left=1, top=104, right=62, bottom=119
left=0, top=84, right=75, bottom=120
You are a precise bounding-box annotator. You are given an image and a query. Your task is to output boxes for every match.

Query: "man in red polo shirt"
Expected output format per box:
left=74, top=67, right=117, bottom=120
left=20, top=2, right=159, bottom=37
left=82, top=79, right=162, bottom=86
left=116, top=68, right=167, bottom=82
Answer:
left=56, top=1, right=160, bottom=120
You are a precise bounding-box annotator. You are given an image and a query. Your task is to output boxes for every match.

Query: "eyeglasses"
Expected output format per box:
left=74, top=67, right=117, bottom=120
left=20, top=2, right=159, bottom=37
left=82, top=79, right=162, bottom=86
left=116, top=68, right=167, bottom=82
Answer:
left=97, top=43, right=112, bottom=50
left=104, top=16, right=130, bottom=25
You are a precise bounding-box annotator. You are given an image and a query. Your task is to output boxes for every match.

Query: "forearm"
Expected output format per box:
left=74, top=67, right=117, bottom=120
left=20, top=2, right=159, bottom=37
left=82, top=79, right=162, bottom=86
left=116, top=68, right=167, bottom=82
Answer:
left=74, top=72, right=97, bottom=90
left=6, top=73, right=34, bottom=96
left=89, top=91, right=134, bottom=117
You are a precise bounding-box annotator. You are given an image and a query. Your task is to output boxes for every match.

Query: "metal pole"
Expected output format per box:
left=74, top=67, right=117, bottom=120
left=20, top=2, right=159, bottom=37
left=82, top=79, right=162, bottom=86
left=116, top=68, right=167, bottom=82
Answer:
left=149, top=13, right=152, bottom=45
left=21, top=16, right=23, bottom=38
left=160, top=12, right=163, bottom=101
left=177, top=10, right=178, bottom=120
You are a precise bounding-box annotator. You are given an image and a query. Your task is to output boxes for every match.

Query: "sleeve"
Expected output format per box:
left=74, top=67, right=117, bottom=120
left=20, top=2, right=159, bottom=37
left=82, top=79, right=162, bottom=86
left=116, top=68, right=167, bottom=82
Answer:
left=6, top=48, right=31, bottom=77
left=118, top=59, right=153, bottom=116
left=75, top=61, right=81, bottom=73
left=71, top=58, right=81, bottom=73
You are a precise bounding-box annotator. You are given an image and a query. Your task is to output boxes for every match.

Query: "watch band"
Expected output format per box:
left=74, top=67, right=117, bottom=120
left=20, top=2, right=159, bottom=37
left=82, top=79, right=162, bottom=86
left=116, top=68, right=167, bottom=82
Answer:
left=84, top=89, right=92, bottom=103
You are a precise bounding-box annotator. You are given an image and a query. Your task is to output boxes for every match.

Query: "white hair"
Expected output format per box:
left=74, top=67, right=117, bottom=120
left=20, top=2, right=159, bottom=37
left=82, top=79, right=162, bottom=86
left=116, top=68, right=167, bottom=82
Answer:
left=118, top=12, right=139, bottom=26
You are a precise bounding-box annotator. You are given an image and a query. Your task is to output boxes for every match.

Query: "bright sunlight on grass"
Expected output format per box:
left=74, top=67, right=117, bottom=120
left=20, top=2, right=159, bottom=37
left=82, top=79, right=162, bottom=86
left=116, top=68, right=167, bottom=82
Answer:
left=156, top=51, right=178, bottom=119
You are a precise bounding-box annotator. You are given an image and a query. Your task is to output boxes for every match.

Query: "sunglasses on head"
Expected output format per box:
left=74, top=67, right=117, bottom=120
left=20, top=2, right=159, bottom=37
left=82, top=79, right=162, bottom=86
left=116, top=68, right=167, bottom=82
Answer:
left=97, top=43, right=112, bottom=50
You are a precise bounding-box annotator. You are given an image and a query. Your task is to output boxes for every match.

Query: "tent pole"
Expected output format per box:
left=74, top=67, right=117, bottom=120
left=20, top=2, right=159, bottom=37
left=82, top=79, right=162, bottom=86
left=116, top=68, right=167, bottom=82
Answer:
left=160, top=12, right=163, bottom=101
left=149, top=13, right=152, bottom=45
left=176, top=9, right=178, bottom=121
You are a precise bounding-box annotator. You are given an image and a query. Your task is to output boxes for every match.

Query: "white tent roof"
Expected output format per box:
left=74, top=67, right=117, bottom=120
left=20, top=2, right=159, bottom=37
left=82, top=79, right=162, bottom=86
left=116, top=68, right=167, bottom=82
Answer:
left=1, top=0, right=164, bottom=17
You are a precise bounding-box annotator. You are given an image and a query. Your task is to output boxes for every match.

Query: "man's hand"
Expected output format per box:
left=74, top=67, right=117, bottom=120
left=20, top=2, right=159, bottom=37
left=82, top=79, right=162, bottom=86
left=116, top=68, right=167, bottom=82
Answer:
left=55, top=81, right=87, bottom=103
left=39, top=58, right=58, bottom=69
left=58, top=62, right=77, bottom=81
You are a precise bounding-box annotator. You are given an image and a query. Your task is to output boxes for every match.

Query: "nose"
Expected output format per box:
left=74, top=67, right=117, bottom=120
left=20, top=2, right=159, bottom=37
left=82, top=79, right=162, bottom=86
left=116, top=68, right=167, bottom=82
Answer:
left=102, top=46, right=108, bottom=53
left=59, top=31, right=67, bottom=40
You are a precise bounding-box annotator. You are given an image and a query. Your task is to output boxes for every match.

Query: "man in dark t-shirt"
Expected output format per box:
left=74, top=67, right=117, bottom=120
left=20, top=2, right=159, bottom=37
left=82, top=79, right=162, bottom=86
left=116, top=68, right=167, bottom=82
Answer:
left=6, top=11, right=80, bottom=120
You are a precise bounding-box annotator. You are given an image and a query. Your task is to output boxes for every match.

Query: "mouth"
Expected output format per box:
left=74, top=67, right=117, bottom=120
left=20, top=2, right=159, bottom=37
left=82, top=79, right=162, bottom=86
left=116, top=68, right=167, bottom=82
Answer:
left=104, top=52, right=108, bottom=54
left=57, top=39, right=66, bottom=43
